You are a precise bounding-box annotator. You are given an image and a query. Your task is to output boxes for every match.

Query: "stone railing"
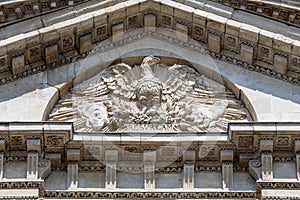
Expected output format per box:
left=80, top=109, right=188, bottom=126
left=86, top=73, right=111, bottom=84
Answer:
left=0, top=0, right=299, bottom=86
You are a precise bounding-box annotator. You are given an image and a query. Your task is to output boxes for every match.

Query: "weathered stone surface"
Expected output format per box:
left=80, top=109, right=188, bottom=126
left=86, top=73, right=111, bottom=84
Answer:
left=144, top=14, right=156, bottom=29
left=259, top=30, right=274, bottom=47
left=67, top=149, right=81, bottom=161
left=225, top=20, right=241, bottom=37
left=208, top=33, right=221, bottom=53
left=207, top=13, right=226, bottom=33
left=11, top=55, right=25, bottom=75
left=112, top=23, right=124, bottom=43
left=274, top=55, right=288, bottom=75
left=27, top=139, right=41, bottom=153
left=239, top=23, right=259, bottom=43
left=273, top=34, right=293, bottom=53
left=45, top=45, right=58, bottom=65
left=193, top=9, right=208, bottom=26
left=222, top=162, right=233, bottom=189
left=261, top=153, right=273, bottom=180
left=260, top=140, right=274, bottom=152
left=220, top=150, right=233, bottom=162
left=176, top=23, right=188, bottom=42
left=182, top=150, right=195, bottom=162
left=105, top=149, right=118, bottom=161
left=80, top=34, right=92, bottom=54
left=0, top=1, right=299, bottom=196
left=45, top=153, right=62, bottom=166
left=240, top=44, right=254, bottom=64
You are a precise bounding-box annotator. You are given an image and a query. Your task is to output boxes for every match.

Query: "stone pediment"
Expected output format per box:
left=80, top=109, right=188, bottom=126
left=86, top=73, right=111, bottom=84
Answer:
left=49, top=56, right=250, bottom=132
left=0, top=1, right=300, bottom=199
left=0, top=0, right=299, bottom=87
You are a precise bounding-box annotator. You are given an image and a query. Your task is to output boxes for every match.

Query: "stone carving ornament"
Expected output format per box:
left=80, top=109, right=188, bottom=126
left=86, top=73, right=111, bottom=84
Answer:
left=49, top=56, right=249, bottom=132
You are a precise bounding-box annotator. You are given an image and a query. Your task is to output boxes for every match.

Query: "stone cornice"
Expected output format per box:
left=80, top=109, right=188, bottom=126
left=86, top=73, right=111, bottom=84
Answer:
left=0, top=0, right=88, bottom=24
left=0, top=122, right=299, bottom=167
left=1, top=0, right=300, bottom=27
left=210, top=0, right=300, bottom=25
left=44, top=190, right=257, bottom=199
left=0, top=122, right=299, bottom=198
left=0, top=0, right=299, bottom=87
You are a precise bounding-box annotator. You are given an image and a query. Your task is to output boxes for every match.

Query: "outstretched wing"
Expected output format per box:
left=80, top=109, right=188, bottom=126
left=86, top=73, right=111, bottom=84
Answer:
left=164, top=64, right=195, bottom=101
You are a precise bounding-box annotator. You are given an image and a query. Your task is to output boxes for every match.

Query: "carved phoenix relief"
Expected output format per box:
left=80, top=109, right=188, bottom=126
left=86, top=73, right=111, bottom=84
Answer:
left=49, top=56, right=249, bottom=132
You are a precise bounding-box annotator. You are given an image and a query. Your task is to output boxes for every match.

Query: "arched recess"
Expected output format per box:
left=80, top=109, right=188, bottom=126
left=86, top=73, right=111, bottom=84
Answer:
left=5, top=25, right=296, bottom=124
left=45, top=28, right=256, bottom=130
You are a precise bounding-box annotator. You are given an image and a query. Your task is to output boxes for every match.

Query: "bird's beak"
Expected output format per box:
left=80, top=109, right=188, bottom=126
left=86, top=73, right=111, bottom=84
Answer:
left=152, top=57, right=160, bottom=65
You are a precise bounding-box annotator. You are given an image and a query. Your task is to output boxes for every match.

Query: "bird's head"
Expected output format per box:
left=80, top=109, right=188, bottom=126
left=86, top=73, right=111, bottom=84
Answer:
left=142, top=56, right=160, bottom=66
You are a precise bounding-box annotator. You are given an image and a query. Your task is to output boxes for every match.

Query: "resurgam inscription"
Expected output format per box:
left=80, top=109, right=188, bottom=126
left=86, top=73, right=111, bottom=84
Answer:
left=49, top=56, right=249, bottom=132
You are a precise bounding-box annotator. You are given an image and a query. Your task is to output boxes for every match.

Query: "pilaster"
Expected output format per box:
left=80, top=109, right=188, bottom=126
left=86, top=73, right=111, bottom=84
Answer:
left=105, top=149, right=118, bottom=189
left=220, top=150, right=233, bottom=189
left=182, top=150, right=195, bottom=190
left=143, top=151, right=156, bottom=190
left=260, top=139, right=273, bottom=180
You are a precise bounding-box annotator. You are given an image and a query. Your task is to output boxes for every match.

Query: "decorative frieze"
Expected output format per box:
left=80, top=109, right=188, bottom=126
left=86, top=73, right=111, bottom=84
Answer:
left=27, top=45, right=42, bottom=64
left=94, top=25, right=107, bottom=42
left=161, top=15, right=172, bottom=27
left=290, top=56, right=300, bottom=73
left=45, top=135, right=65, bottom=147
left=238, top=136, right=253, bottom=148
left=192, top=25, right=205, bottom=42
left=44, top=190, right=256, bottom=199
left=60, top=35, right=74, bottom=53
left=10, top=135, right=25, bottom=148
left=258, top=45, right=273, bottom=64
left=0, top=0, right=87, bottom=24
left=225, top=35, right=238, bottom=52
left=127, top=15, right=140, bottom=29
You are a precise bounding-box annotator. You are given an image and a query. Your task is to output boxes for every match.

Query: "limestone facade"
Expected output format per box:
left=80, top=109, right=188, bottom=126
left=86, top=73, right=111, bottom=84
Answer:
left=0, top=0, right=300, bottom=199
